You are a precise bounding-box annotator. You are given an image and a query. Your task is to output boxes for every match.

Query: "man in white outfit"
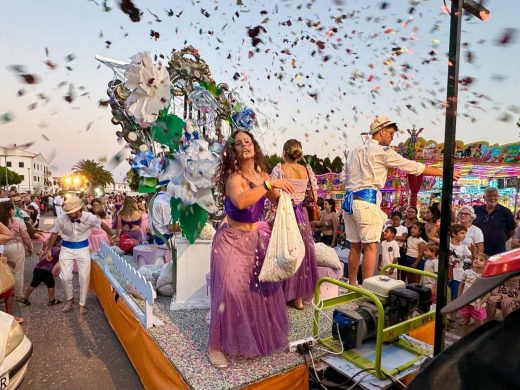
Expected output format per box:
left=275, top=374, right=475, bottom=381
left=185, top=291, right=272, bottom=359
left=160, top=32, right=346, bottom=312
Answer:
left=45, top=197, right=114, bottom=313
left=149, top=182, right=177, bottom=245
left=53, top=192, right=65, bottom=217
left=342, top=115, right=461, bottom=285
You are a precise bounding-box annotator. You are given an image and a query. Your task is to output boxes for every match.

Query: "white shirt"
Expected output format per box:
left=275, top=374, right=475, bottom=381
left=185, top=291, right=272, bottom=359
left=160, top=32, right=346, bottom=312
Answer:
left=393, top=225, right=408, bottom=247
left=462, top=224, right=484, bottom=247
left=450, top=242, right=472, bottom=281
left=29, top=201, right=40, bottom=220
left=406, top=236, right=426, bottom=258
left=461, top=268, right=485, bottom=305
left=50, top=211, right=100, bottom=242
left=422, top=258, right=438, bottom=288
left=345, top=139, right=425, bottom=204
left=381, top=239, right=400, bottom=267
left=149, top=192, right=172, bottom=235
left=54, top=195, right=64, bottom=207
left=54, top=196, right=65, bottom=217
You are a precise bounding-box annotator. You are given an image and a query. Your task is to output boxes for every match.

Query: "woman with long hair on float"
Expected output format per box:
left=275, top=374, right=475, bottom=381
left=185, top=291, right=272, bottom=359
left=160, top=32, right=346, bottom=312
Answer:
left=208, top=130, right=294, bottom=369
left=270, top=139, right=319, bottom=310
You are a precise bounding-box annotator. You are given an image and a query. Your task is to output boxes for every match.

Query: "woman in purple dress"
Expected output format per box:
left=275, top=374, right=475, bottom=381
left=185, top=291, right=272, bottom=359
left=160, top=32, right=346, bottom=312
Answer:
left=208, top=130, right=294, bottom=369
left=271, top=139, right=319, bottom=310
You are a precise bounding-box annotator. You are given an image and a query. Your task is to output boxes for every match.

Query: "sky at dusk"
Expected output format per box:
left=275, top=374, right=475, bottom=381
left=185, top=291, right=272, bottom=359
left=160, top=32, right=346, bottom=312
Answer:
left=0, top=0, right=519, bottom=180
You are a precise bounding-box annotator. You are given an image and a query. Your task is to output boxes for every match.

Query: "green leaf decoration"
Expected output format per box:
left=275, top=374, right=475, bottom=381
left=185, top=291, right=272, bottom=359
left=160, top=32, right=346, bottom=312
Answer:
left=169, top=197, right=182, bottom=224
left=169, top=198, right=207, bottom=243
left=180, top=203, right=207, bottom=244
left=199, top=80, right=221, bottom=97
left=150, top=111, right=185, bottom=151
left=137, top=177, right=157, bottom=193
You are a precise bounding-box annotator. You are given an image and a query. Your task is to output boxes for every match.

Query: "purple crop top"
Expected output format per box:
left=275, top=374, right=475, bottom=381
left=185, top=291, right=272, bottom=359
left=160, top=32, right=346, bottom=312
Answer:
left=225, top=197, right=265, bottom=223
left=121, top=218, right=142, bottom=227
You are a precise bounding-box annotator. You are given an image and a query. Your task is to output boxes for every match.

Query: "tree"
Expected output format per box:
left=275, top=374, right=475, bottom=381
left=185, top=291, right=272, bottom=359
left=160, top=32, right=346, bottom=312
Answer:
left=330, top=156, right=344, bottom=173
left=323, top=157, right=332, bottom=172
left=0, top=167, right=23, bottom=187
left=72, top=159, right=114, bottom=194
left=264, top=154, right=283, bottom=171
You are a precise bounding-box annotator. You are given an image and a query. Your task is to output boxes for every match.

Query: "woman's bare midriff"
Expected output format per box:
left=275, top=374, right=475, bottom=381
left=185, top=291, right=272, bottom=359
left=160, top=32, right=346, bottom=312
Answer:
left=227, top=217, right=258, bottom=231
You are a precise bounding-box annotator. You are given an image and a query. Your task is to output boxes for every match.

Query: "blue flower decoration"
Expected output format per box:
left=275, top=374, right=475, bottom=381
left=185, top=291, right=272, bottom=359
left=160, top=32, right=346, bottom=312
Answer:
left=231, top=107, right=256, bottom=131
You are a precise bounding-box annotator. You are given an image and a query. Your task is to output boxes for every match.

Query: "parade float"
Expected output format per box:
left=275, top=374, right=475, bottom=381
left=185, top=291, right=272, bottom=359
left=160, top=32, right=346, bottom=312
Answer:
left=92, top=47, right=311, bottom=390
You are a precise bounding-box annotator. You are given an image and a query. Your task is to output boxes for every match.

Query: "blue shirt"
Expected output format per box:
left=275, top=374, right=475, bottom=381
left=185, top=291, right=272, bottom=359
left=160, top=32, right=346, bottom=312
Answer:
left=473, top=204, right=516, bottom=256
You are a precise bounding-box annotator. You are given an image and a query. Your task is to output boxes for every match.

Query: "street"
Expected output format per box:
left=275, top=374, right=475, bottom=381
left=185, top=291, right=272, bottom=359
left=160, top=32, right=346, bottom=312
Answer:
left=14, top=215, right=144, bottom=390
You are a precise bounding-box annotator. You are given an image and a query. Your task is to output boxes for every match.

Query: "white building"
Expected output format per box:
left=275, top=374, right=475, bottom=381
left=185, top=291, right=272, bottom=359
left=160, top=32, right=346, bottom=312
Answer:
left=0, top=145, right=52, bottom=194
left=104, top=182, right=131, bottom=193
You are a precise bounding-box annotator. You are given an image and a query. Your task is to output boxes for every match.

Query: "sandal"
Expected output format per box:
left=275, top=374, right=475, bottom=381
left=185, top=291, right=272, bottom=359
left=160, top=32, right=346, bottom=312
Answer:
left=62, top=300, right=73, bottom=313
left=19, top=298, right=31, bottom=306
left=48, top=299, right=62, bottom=306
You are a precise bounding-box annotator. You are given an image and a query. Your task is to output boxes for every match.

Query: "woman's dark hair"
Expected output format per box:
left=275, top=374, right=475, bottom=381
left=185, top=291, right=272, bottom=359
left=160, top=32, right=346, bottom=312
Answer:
left=428, top=205, right=441, bottom=223
left=325, top=198, right=336, bottom=212
left=215, top=130, right=267, bottom=207
left=317, top=197, right=325, bottom=209
left=283, top=139, right=303, bottom=161
left=0, top=201, right=14, bottom=226
left=412, top=222, right=428, bottom=241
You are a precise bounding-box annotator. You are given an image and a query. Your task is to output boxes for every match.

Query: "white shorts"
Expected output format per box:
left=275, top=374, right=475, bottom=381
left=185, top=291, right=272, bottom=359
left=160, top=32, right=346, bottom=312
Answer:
left=343, top=199, right=387, bottom=244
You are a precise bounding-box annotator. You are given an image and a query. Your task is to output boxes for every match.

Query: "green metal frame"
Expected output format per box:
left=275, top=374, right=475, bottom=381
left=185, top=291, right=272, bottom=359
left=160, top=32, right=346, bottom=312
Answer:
left=313, top=264, right=442, bottom=379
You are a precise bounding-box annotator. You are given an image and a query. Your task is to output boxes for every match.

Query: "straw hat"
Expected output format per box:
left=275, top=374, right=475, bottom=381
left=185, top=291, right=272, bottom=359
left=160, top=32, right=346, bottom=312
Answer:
left=9, top=193, right=22, bottom=202
left=63, top=196, right=84, bottom=214
left=369, top=115, right=397, bottom=135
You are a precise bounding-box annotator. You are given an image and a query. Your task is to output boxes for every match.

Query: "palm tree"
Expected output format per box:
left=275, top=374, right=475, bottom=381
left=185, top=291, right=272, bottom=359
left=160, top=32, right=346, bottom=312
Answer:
left=72, top=159, right=114, bottom=194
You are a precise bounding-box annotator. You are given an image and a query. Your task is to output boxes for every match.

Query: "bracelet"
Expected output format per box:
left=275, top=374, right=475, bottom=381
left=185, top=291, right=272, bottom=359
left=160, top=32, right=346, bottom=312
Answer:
left=263, top=180, right=273, bottom=191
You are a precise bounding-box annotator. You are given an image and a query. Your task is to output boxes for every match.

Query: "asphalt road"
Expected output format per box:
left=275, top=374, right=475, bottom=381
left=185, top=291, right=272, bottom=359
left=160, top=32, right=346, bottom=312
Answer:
left=13, top=214, right=144, bottom=390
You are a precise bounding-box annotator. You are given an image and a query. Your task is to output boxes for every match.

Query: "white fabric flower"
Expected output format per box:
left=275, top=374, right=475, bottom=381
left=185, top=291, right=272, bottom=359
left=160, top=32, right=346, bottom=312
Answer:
left=199, top=222, right=216, bottom=240
left=124, top=52, right=171, bottom=125
left=162, top=140, right=219, bottom=213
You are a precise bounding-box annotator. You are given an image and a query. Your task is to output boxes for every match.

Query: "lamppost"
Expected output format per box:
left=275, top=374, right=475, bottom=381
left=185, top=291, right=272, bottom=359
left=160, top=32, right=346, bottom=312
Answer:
left=27, top=167, right=31, bottom=193
left=434, top=0, right=490, bottom=356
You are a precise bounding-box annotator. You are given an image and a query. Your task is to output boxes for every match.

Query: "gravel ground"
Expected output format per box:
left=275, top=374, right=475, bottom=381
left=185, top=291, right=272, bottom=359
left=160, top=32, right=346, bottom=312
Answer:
left=12, top=215, right=143, bottom=390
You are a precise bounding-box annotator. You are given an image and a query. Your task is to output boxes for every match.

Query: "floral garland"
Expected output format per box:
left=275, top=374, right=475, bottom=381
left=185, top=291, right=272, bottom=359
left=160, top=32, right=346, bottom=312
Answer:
left=99, top=46, right=260, bottom=242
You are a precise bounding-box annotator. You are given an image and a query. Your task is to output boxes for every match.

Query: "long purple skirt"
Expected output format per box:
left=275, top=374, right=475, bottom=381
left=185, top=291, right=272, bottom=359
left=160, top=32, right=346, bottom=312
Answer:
left=282, top=204, right=319, bottom=302
left=208, top=223, right=289, bottom=358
